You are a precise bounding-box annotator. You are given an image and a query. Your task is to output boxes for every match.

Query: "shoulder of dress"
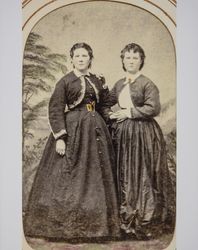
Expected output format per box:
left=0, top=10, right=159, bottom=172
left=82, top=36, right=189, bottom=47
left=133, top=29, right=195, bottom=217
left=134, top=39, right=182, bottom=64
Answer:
left=136, top=74, right=150, bottom=83
left=89, top=73, right=108, bottom=88
left=113, top=78, right=125, bottom=89
left=64, top=71, right=78, bottom=82
left=54, top=76, right=66, bottom=88
left=137, top=75, right=159, bottom=92
left=137, top=75, right=154, bottom=86
left=57, top=71, right=81, bottom=87
left=53, top=72, right=74, bottom=90
left=89, top=73, right=104, bottom=81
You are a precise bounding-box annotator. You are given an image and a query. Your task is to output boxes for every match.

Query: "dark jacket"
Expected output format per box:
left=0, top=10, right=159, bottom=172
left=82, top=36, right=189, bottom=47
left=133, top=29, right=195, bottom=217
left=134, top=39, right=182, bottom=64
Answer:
left=106, top=74, right=161, bottom=119
left=48, top=71, right=110, bottom=139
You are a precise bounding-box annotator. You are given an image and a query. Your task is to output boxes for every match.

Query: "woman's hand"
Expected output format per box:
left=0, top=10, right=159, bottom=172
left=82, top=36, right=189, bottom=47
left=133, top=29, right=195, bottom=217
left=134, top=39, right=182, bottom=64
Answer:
left=56, top=139, right=66, bottom=156
left=109, top=110, right=128, bottom=123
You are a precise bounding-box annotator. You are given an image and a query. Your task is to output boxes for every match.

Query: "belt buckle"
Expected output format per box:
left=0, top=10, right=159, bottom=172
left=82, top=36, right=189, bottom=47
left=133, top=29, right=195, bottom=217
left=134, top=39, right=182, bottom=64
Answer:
left=86, top=101, right=95, bottom=112
left=86, top=103, right=93, bottom=111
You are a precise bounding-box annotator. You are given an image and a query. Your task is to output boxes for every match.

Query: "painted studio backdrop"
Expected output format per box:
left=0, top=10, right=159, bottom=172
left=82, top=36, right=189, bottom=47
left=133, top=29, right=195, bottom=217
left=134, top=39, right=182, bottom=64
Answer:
left=22, top=1, right=176, bottom=250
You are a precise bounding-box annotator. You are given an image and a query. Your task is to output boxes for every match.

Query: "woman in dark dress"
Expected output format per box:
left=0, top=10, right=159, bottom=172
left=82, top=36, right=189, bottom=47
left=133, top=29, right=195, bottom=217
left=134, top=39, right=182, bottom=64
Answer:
left=24, top=43, right=120, bottom=241
left=106, top=43, right=173, bottom=239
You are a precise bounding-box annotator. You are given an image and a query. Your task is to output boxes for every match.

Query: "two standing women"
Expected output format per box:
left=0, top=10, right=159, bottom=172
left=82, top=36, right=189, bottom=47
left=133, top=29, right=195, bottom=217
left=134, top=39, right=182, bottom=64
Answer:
left=24, top=42, right=173, bottom=242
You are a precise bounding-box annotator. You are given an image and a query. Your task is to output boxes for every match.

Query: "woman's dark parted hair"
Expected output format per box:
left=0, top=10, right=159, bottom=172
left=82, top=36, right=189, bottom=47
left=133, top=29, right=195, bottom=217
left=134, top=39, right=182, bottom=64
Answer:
left=70, top=43, right=94, bottom=68
left=121, top=43, right=146, bottom=71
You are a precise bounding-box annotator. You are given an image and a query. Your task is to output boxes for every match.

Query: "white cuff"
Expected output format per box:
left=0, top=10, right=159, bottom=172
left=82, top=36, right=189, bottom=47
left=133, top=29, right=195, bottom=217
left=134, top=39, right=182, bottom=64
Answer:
left=53, top=129, right=67, bottom=140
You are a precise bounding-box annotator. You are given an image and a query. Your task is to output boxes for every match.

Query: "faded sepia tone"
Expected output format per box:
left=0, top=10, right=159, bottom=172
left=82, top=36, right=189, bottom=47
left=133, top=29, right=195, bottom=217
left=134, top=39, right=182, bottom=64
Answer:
left=22, top=0, right=176, bottom=249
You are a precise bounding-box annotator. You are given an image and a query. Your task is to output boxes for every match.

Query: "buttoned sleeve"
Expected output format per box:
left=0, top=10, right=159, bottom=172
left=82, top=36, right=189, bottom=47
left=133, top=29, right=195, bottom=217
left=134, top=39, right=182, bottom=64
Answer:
left=131, top=81, right=161, bottom=119
left=48, top=78, right=67, bottom=139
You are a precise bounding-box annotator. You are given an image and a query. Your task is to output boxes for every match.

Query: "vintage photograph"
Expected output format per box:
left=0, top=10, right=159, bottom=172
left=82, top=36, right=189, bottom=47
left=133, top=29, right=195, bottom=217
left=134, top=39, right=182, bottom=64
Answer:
left=22, top=1, right=176, bottom=249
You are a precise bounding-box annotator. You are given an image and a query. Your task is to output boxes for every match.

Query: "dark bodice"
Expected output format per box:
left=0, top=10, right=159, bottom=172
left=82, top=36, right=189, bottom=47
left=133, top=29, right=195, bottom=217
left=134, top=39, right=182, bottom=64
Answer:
left=106, top=74, right=161, bottom=119
left=48, top=71, right=110, bottom=138
left=80, top=77, right=97, bottom=104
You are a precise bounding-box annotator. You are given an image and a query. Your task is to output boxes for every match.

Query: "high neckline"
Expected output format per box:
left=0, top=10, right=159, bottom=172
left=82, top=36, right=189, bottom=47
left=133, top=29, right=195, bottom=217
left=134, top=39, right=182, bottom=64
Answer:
left=123, top=71, right=141, bottom=84
left=73, top=68, right=91, bottom=78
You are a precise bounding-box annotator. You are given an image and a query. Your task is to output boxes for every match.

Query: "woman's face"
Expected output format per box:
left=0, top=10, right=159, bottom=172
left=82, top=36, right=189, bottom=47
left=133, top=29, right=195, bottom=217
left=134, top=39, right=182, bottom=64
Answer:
left=123, top=50, right=142, bottom=74
left=72, top=48, right=91, bottom=73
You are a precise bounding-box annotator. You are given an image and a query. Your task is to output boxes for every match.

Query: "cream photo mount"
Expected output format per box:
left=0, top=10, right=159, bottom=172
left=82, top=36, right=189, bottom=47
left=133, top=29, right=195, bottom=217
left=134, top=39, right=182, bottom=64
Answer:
left=22, top=1, right=176, bottom=250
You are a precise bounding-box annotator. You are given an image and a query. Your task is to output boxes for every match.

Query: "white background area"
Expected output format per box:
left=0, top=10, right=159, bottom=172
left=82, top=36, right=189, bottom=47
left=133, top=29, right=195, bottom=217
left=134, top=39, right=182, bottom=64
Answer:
left=0, top=0, right=198, bottom=249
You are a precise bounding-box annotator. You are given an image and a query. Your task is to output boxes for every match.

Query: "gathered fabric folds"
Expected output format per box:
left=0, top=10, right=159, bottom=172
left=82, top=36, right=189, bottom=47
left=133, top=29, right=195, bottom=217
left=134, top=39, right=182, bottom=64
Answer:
left=111, top=118, right=170, bottom=235
left=24, top=71, right=173, bottom=240
left=24, top=106, right=120, bottom=240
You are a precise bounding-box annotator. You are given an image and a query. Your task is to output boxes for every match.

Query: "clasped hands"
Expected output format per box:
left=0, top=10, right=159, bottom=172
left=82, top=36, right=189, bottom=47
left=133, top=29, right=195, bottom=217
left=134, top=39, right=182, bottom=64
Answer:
left=109, top=109, right=129, bottom=123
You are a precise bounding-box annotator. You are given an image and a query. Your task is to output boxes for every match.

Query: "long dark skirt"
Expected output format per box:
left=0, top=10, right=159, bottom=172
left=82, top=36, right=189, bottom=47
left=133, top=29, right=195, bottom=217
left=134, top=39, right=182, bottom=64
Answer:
left=111, top=118, right=171, bottom=236
left=24, top=109, right=120, bottom=240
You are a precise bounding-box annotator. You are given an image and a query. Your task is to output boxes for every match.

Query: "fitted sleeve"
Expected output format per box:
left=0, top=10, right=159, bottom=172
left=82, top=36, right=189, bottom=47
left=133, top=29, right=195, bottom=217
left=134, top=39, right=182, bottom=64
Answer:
left=48, top=78, right=67, bottom=139
left=94, top=77, right=116, bottom=123
left=98, top=81, right=119, bottom=123
left=95, top=77, right=111, bottom=122
left=131, top=81, right=161, bottom=119
left=105, top=83, right=118, bottom=107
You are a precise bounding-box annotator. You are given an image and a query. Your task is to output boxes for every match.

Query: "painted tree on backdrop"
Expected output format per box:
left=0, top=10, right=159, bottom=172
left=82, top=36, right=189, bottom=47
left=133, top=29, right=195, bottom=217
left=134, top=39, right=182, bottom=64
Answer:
left=22, top=32, right=68, bottom=210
